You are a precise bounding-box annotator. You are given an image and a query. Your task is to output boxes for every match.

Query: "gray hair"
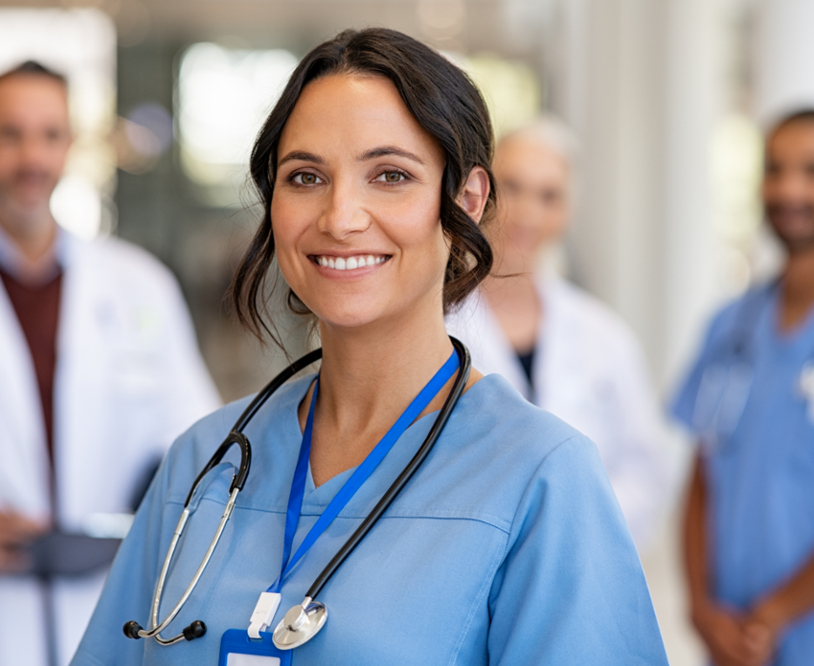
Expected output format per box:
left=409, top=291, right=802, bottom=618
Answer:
left=498, top=114, right=580, bottom=170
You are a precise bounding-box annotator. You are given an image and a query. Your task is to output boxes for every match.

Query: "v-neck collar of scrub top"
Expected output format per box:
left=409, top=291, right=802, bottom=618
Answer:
left=266, top=371, right=468, bottom=515
left=765, top=281, right=814, bottom=359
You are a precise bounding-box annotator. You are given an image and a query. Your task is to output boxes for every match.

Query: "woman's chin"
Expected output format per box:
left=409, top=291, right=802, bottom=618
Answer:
left=315, top=308, right=387, bottom=334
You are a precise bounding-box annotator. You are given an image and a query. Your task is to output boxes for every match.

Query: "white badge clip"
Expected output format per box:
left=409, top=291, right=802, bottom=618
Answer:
left=248, top=591, right=282, bottom=639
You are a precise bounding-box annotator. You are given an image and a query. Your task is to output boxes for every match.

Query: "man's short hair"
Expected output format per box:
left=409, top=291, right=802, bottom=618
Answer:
left=0, top=60, right=68, bottom=89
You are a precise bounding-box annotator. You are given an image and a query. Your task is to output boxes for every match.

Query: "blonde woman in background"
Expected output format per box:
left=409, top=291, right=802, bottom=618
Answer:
left=447, top=116, right=671, bottom=551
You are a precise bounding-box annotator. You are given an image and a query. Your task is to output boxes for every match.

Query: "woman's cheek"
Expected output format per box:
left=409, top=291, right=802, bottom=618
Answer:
left=270, top=212, right=302, bottom=289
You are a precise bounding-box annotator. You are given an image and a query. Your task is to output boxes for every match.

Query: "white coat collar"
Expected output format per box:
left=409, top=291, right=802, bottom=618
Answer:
left=446, top=273, right=573, bottom=408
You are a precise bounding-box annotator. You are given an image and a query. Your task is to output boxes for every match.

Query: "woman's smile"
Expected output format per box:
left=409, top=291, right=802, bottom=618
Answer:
left=311, top=254, right=390, bottom=271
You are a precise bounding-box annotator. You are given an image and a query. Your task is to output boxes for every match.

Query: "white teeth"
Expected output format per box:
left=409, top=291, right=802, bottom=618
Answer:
left=316, top=255, right=386, bottom=270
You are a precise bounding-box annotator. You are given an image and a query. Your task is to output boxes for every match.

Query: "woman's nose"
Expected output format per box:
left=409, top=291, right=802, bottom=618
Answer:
left=317, top=180, right=371, bottom=240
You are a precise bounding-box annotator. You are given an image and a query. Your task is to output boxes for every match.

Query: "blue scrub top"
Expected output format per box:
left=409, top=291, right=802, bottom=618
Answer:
left=672, top=282, right=814, bottom=665
left=72, top=373, right=667, bottom=665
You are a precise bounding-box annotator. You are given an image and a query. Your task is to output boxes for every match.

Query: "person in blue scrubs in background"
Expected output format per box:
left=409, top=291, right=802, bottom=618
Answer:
left=674, top=110, right=814, bottom=666
left=71, top=28, right=667, bottom=665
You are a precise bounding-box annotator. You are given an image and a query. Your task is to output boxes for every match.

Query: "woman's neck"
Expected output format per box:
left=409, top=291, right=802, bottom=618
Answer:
left=301, top=305, right=477, bottom=486
left=319, top=313, right=453, bottom=420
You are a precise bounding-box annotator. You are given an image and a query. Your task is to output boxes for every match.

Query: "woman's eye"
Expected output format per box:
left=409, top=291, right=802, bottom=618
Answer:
left=376, top=170, right=407, bottom=183
left=293, top=172, right=321, bottom=185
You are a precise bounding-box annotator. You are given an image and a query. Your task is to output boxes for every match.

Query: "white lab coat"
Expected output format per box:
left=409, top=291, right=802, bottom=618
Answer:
left=0, top=231, right=221, bottom=666
left=446, top=276, right=669, bottom=550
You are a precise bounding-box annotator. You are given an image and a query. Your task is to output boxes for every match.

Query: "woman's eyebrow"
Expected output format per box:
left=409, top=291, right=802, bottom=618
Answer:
left=278, top=150, right=325, bottom=167
left=360, top=146, right=426, bottom=165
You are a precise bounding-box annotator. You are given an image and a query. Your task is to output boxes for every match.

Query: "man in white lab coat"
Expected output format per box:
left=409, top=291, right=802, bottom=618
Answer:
left=0, top=62, right=221, bottom=665
left=446, top=116, right=670, bottom=550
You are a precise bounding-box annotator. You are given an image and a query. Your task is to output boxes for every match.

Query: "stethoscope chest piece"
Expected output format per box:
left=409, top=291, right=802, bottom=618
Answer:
left=272, top=599, right=328, bottom=650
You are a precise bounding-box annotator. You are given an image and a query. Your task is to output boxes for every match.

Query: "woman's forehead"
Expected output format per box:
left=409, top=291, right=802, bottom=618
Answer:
left=276, top=73, right=444, bottom=165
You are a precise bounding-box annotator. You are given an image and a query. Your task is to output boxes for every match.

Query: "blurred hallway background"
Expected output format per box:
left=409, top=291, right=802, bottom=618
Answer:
left=3, top=1, right=814, bottom=663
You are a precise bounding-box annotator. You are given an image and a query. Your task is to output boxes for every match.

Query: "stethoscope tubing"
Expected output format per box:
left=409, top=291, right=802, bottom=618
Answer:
left=148, top=489, right=239, bottom=644
left=127, top=350, right=324, bottom=645
left=126, top=338, right=469, bottom=646
left=183, top=349, right=325, bottom=507
left=304, top=337, right=471, bottom=600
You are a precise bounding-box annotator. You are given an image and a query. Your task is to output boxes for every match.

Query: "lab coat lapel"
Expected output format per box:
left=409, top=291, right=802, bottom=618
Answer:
left=52, top=235, right=109, bottom=527
left=535, top=276, right=594, bottom=425
left=0, top=278, right=51, bottom=517
left=531, top=277, right=551, bottom=409
left=534, top=276, right=563, bottom=411
left=472, top=296, right=531, bottom=400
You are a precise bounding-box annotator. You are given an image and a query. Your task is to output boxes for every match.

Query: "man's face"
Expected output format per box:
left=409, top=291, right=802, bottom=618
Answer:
left=0, top=75, right=71, bottom=219
left=762, top=119, right=814, bottom=254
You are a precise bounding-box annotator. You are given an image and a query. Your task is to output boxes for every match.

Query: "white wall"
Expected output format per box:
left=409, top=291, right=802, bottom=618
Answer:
left=752, top=0, right=814, bottom=127
left=542, top=0, right=730, bottom=392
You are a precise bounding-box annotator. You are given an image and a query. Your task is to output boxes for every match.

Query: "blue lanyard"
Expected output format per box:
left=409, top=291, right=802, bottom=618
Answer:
left=267, top=349, right=460, bottom=594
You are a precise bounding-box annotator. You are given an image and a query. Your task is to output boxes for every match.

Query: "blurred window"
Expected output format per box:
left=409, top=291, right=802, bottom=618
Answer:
left=0, top=8, right=116, bottom=239
left=177, top=43, right=298, bottom=207
left=710, top=115, right=766, bottom=293
left=450, top=52, right=542, bottom=139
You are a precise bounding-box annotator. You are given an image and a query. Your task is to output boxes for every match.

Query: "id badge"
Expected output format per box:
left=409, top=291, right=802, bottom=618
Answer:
left=219, top=628, right=292, bottom=666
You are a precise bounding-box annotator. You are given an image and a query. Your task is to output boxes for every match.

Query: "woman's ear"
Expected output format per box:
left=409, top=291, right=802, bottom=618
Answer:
left=456, top=166, right=490, bottom=224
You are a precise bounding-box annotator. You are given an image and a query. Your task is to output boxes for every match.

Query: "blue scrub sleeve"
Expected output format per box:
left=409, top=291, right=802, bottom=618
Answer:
left=487, top=435, right=669, bottom=665
left=670, top=303, right=739, bottom=431
left=70, top=436, right=190, bottom=666
left=671, top=350, right=708, bottom=431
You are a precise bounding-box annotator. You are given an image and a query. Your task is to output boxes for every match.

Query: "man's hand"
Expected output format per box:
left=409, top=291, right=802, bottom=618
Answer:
left=692, top=601, right=774, bottom=666
left=0, top=511, right=48, bottom=573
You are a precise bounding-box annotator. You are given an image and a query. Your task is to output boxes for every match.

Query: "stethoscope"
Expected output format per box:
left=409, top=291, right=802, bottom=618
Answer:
left=692, top=281, right=814, bottom=449
left=123, top=336, right=471, bottom=649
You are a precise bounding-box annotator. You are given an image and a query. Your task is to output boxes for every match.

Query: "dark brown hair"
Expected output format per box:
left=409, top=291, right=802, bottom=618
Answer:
left=231, top=28, right=495, bottom=345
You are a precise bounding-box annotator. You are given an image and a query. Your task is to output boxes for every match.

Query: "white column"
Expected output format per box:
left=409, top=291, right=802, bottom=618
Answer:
left=660, top=0, right=729, bottom=387
left=543, top=0, right=728, bottom=390
left=752, top=0, right=814, bottom=126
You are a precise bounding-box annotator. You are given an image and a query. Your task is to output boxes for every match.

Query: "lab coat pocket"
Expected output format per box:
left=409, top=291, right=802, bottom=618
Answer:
left=109, top=348, right=162, bottom=394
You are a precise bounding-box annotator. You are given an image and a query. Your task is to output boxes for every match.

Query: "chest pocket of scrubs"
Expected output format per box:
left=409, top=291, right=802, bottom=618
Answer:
left=797, top=361, right=814, bottom=425
left=693, top=361, right=752, bottom=453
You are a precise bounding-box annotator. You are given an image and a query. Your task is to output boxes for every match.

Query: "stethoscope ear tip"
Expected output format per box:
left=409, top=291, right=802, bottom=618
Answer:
left=123, top=621, right=143, bottom=640
left=183, top=620, right=207, bottom=641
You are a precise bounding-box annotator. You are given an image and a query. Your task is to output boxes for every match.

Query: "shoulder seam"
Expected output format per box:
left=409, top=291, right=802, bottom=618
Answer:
left=502, top=432, right=586, bottom=560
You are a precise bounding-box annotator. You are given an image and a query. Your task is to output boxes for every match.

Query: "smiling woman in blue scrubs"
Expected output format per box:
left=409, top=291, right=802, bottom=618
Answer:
left=70, top=28, right=668, bottom=666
